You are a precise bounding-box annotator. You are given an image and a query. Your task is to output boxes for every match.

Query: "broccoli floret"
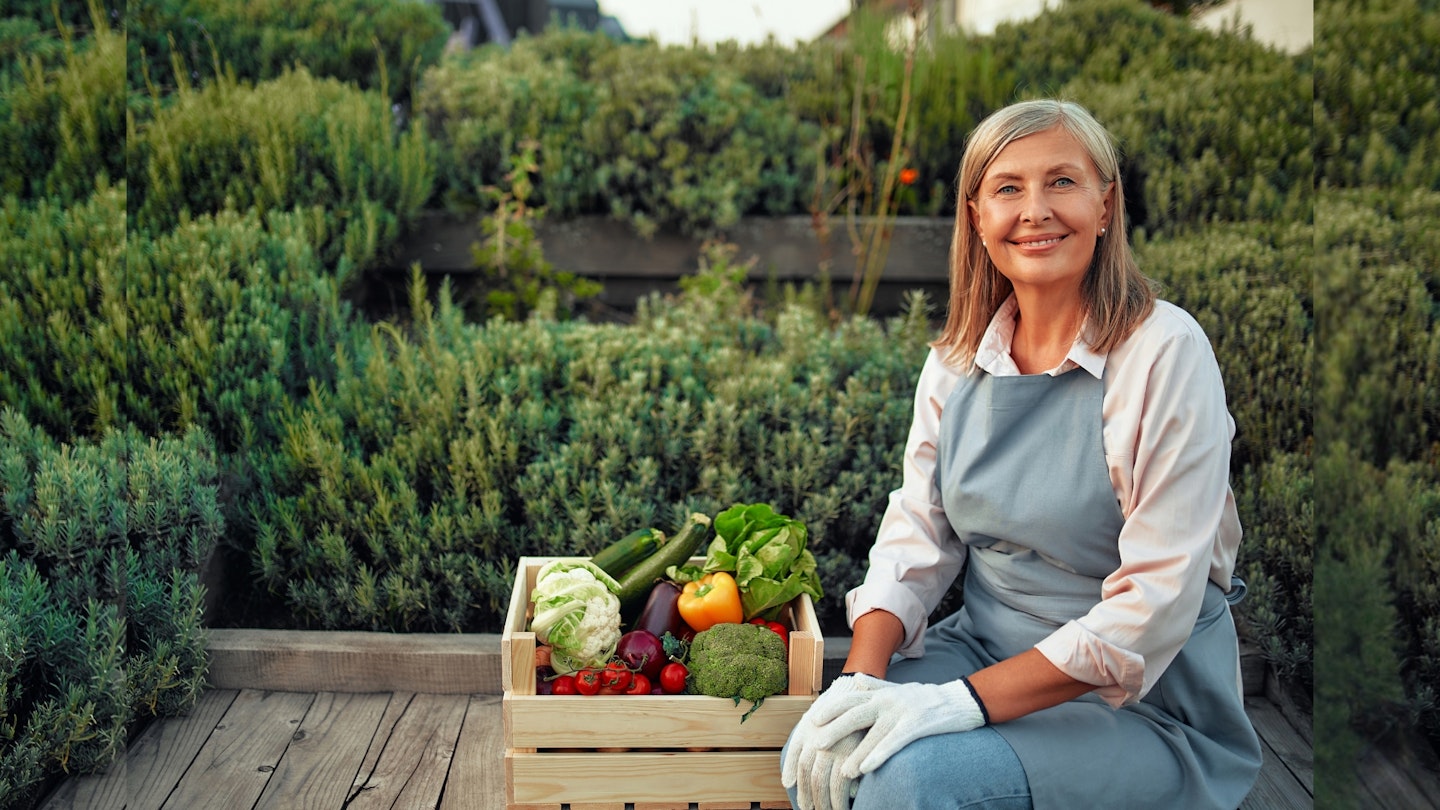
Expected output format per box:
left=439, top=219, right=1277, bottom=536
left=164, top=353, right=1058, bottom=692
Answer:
left=687, top=621, right=788, bottom=703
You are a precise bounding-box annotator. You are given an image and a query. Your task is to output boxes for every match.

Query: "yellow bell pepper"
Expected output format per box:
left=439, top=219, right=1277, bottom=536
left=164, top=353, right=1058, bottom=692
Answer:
left=677, top=571, right=744, bottom=632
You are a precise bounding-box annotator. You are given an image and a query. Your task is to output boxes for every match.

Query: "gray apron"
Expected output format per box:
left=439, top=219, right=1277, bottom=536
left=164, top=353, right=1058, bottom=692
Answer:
left=887, top=366, right=1262, bottom=810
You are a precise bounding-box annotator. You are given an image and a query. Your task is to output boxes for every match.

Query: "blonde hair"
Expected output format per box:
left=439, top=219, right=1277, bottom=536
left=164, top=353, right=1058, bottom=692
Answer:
left=933, top=99, right=1155, bottom=365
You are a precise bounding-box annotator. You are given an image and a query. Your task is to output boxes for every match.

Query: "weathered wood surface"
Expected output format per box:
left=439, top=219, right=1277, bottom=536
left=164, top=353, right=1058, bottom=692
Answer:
left=207, top=629, right=503, bottom=694
left=38, top=631, right=1326, bottom=809
left=252, top=692, right=390, bottom=810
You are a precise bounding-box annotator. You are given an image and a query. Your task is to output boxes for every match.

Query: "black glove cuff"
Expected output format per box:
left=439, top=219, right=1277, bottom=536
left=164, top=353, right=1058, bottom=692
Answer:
left=960, top=675, right=992, bottom=725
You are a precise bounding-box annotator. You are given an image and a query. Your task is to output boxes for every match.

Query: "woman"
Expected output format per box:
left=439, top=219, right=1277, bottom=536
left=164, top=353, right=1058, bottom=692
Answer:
left=781, top=99, right=1262, bottom=810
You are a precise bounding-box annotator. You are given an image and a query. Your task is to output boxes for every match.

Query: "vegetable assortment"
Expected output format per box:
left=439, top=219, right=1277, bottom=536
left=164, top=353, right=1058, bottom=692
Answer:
left=526, top=503, right=822, bottom=713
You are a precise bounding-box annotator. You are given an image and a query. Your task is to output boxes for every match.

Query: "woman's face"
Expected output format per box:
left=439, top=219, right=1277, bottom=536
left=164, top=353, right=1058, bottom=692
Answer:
left=967, top=126, right=1112, bottom=296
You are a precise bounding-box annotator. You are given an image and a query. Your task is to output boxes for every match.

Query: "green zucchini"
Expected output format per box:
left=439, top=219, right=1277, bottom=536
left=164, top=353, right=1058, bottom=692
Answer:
left=615, top=512, right=712, bottom=613
left=591, top=527, right=665, bottom=578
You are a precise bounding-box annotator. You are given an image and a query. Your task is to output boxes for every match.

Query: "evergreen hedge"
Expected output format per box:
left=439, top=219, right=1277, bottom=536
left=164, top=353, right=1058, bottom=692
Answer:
left=250, top=264, right=930, bottom=633
left=125, top=0, right=448, bottom=105
left=129, top=66, right=434, bottom=284
left=0, top=21, right=124, bottom=206
left=0, top=413, right=218, bottom=808
left=1313, top=0, right=1440, bottom=804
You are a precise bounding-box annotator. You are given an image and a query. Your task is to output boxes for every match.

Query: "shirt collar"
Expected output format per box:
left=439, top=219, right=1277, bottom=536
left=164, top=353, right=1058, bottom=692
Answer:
left=973, top=295, right=1107, bottom=379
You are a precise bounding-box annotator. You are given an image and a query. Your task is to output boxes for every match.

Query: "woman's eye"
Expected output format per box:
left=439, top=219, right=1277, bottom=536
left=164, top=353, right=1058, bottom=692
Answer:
left=997, top=184, right=1019, bottom=194
left=1054, top=177, right=1075, bottom=187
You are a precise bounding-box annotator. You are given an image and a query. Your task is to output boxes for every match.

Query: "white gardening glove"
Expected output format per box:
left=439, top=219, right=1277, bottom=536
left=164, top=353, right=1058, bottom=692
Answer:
left=790, top=729, right=863, bottom=810
left=810, top=677, right=989, bottom=778
left=782, top=673, right=890, bottom=809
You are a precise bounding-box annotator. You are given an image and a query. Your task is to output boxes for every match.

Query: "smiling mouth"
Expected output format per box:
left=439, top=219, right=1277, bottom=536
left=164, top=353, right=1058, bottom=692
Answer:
left=1014, top=236, right=1066, bottom=247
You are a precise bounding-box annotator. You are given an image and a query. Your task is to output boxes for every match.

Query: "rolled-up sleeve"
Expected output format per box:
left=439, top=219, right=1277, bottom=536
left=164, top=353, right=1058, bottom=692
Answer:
left=846, top=349, right=967, bottom=656
left=1035, top=310, right=1241, bottom=707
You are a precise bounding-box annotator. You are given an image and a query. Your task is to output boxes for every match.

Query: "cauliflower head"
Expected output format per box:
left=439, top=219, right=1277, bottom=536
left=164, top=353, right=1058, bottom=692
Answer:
left=530, top=560, right=622, bottom=674
left=687, top=621, right=788, bottom=702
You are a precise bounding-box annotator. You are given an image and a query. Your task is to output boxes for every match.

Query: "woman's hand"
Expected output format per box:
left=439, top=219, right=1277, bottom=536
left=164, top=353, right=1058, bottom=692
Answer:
left=782, top=673, right=891, bottom=809
left=809, top=677, right=988, bottom=778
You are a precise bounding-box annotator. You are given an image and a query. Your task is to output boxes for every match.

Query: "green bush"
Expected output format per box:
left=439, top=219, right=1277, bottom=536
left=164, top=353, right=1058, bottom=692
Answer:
left=1312, top=185, right=1440, bottom=802
left=1232, top=452, right=1313, bottom=686
left=0, top=186, right=128, bottom=441
left=247, top=266, right=930, bottom=633
left=415, top=33, right=603, bottom=213
left=0, top=412, right=220, bottom=807
left=125, top=0, right=448, bottom=105
left=1315, top=0, right=1440, bottom=191
left=419, top=34, right=813, bottom=236
left=0, top=20, right=123, bottom=206
left=0, top=187, right=347, bottom=453
left=1313, top=0, right=1440, bottom=791
left=129, top=66, right=434, bottom=283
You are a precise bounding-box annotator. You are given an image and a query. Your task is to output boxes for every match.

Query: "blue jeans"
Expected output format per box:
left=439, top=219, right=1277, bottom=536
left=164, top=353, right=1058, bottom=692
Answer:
left=783, top=725, right=1032, bottom=810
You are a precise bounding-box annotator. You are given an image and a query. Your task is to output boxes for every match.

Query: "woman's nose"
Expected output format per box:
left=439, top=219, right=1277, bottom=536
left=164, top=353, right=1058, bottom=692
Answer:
left=1021, top=190, right=1052, bottom=223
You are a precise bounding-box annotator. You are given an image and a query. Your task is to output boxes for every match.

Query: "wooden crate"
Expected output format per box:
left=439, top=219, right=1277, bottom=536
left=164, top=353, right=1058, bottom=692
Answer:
left=501, top=556, right=824, bottom=810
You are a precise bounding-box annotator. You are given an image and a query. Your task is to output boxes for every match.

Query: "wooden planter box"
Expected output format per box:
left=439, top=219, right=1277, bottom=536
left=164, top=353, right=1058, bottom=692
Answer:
left=380, top=212, right=953, bottom=318
left=501, top=556, right=824, bottom=810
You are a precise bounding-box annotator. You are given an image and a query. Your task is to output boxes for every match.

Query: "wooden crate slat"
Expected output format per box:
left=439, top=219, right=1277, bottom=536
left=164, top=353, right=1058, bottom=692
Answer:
left=252, top=691, right=391, bottom=810
left=507, top=751, right=788, bottom=805
left=347, top=692, right=467, bottom=809
left=505, top=693, right=810, bottom=748
left=440, top=694, right=506, bottom=810
left=160, top=689, right=315, bottom=810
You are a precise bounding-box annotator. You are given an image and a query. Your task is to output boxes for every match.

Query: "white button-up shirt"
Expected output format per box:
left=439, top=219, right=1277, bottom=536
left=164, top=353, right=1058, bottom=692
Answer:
left=846, top=295, right=1243, bottom=708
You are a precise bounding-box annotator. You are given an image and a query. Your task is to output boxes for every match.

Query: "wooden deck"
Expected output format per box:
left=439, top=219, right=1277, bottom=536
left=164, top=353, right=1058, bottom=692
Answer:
left=37, top=630, right=1322, bottom=810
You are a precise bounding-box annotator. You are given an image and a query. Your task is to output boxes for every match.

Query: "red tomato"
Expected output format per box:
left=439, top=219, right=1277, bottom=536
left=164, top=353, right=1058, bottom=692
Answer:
left=600, top=660, right=633, bottom=691
left=552, top=674, right=577, bottom=695
left=659, top=662, right=688, bottom=694
left=752, top=618, right=788, bottom=650
left=575, top=668, right=602, bottom=696
left=626, top=674, right=652, bottom=695
left=767, top=621, right=788, bottom=651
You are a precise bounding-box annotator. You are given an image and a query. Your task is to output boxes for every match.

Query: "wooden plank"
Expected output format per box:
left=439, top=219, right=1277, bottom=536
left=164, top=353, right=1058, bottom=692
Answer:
left=349, top=692, right=415, bottom=799
left=160, top=690, right=315, bottom=810
left=1239, top=733, right=1309, bottom=810
left=252, top=691, right=391, bottom=810
left=507, top=751, right=788, bottom=805
left=1356, top=742, right=1440, bottom=810
left=37, top=758, right=126, bottom=810
left=505, top=693, right=810, bottom=749
left=439, top=694, right=505, bottom=810
left=207, top=629, right=502, bottom=694
left=1265, top=666, right=1313, bottom=744
left=125, top=688, right=239, bottom=810
left=348, top=692, right=468, bottom=809
left=1245, top=696, right=1313, bottom=793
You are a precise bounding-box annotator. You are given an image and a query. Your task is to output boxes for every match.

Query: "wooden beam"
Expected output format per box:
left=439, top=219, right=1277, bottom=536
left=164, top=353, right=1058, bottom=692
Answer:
left=207, top=629, right=503, bottom=694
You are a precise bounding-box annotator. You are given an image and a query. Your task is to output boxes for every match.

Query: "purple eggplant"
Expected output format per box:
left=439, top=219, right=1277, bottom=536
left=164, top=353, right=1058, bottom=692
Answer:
left=633, top=580, right=694, bottom=642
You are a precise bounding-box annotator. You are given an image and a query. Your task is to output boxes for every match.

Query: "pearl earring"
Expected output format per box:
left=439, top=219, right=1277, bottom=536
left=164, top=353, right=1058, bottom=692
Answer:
left=1100, top=227, right=1107, bottom=236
